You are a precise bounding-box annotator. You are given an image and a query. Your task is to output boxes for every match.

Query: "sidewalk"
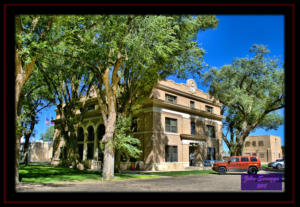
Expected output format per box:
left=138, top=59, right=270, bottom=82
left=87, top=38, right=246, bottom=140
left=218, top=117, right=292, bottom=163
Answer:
left=121, top=166, right=212, bottom=174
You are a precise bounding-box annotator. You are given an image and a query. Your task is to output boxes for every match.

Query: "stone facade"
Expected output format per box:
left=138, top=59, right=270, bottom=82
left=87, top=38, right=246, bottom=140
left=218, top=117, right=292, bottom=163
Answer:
left=242, top=135, right=283, bottom=163
left=53, top=79, right=225, bottom=171
left=135, top=79, right=224, bottom=170
left=20, top=141, right=53, bottom=162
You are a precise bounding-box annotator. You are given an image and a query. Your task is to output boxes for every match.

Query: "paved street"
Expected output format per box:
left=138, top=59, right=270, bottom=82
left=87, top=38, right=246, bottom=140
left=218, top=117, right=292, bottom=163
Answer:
left=16, top=170, right=284, bottom=192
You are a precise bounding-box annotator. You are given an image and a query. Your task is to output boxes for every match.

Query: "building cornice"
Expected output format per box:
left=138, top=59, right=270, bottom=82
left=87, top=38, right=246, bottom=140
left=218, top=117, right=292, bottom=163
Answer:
left=144, top=99, right=225, bottom=121
left=180, top=134, right=206, bottom=141
left=156, top=83, right=222, bottom=107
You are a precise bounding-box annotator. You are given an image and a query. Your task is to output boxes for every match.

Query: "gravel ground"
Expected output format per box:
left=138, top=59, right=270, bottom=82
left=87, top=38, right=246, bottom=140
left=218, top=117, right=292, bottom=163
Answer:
left=16, top=170, right=284, bottom=192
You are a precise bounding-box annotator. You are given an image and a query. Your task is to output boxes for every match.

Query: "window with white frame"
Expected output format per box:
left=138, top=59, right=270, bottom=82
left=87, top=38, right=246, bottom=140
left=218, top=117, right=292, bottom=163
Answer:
left=165, top=94, right=177, bottom=104
left=165, top=117, right=177, bottom=133
left=165, top=145, right=178, bottom=162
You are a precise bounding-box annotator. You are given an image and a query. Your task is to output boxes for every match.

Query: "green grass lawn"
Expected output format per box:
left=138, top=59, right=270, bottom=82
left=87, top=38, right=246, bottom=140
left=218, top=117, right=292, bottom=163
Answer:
left=19, top=163, right=216, bottom=183
left=19, top=164, right=159, bottom=183
left=262, top=163, right=269, bottom=169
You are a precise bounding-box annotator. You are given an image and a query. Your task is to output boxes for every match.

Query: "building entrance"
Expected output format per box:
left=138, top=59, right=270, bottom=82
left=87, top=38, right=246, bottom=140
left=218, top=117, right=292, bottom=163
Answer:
left=189, top=145, right=197, bottom=166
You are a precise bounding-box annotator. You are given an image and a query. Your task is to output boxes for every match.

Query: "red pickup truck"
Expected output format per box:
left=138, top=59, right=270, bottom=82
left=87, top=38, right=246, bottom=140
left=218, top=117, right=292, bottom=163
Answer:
left=212, top=156, right=262, bottom=175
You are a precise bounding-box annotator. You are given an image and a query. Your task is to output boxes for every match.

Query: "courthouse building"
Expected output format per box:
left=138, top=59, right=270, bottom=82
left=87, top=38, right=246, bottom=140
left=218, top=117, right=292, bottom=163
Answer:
left=53, top=79, right=225, bottom=171
left=242, top=135, right=283, bottom=163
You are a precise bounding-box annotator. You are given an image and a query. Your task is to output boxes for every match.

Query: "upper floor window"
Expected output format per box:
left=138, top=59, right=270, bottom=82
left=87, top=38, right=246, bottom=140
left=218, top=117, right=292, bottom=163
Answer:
left=252, top=141, right=256, bottom=147
left=165, top=94, right=177, bottom=104
left=206, top=125, right=215, bottom=138
left=258, top=141, right=264, bottom=146
left=205, top=105, right=213, bottom=113
left=191, top=121, right=195, bottom=135
left=190, top=101, right=195, bottom=109
left=165, top=117, right=177, bottom=133
left=245, top=141, right=250, bottom=147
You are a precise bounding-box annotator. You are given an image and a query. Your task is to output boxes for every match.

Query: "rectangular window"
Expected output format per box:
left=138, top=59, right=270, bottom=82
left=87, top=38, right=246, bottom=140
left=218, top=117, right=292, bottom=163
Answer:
left=259, top=153, right=264, bottom=158
left=165, top=118, right=177, bottom=133
left=206, top=147, right=216, bottom=160
left=206, top=125, right=216, bottom=138
left=165, top=94, right=177, bottom=104
left=205, top=105, right=213, bottom=113
left=252, top=141, right=256, bottom=147
left=245, top=141, right=250, bottom=147
left=258, top=141, right=264, bottom=146
left=165, top=146, right=178, bottom=162
left=190, top=101, right=195, bottom=108
left=191, top=121, right=195, bottom=135
left=241, top=157, right=249, bottom=162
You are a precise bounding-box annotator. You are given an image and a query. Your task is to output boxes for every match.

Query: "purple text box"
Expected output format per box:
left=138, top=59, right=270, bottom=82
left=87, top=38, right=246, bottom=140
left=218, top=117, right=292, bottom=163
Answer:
left=241, top=174, right=282, bottom=190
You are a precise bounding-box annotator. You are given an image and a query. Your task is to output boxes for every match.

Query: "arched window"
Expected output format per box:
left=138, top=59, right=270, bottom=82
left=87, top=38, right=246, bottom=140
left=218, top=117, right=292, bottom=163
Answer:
left=87, top=126, right=94, bottom=159
left=97, top=124, right=105, bottom=140
left=87, top=126, right=94, bottom=141
left=77, top=127, right=84, bottom=161
left=97, top=124, right=105, bottom=162
left=77, top=127, right=84, bottom=142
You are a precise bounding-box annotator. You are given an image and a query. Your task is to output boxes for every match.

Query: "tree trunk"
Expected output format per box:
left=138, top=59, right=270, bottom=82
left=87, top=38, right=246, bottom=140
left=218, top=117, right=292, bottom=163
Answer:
left=102, top=140, right=115, bottom=179
left=15, top=135, right=21, bottom=184
left=51, top=129, right=64, bottom=165
left=101, top=94, right=117, bottom=179
left=102, top=113, right=116, bottom=179
left=22, top=135, right=30, bottom=165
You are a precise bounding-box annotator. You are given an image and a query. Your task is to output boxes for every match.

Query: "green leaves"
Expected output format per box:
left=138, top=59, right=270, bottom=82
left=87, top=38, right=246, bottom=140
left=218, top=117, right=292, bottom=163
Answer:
left=114, top=115, right=142, bottom=160
left=205, top=44, right=284, bottom=155
left=40, top=126, right=55, bottom=141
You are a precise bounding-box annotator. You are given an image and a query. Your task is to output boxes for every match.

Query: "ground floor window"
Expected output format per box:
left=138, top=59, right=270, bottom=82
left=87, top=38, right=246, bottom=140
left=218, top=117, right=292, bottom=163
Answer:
left=206, top=147, right=216, bottom=160
left=165, top=145, right=178, bottom=162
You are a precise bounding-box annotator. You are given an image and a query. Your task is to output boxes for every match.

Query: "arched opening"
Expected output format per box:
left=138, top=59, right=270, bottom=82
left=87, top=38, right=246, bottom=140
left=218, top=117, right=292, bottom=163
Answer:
left=77, top=127, right=84, bottom=161
left=87, top=126, right=94, bottom=160
left=97, top=124, right=105, bottom=162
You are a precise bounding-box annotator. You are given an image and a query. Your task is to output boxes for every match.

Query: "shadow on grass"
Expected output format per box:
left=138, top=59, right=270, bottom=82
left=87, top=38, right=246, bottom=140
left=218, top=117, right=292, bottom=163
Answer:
left=19, top=164, right=101, bottom=183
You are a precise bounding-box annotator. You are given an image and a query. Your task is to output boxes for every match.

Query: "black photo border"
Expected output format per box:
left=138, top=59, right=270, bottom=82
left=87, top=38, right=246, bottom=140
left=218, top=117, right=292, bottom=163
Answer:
left=2, top=1, right=296, bottom=205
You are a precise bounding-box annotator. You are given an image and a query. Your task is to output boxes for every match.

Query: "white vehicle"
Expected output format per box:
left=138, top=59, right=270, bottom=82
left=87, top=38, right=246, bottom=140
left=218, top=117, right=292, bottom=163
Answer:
left=269, top=158, right=285, bottom=169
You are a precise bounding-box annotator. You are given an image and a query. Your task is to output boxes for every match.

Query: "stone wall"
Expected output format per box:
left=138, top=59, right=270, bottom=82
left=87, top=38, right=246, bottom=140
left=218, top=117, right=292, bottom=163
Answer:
left=21, top=141, right=53, bottom=162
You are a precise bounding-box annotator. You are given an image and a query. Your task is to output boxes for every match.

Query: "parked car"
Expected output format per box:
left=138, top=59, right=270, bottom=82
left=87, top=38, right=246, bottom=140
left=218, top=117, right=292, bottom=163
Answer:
left=268, top=158, right=285, bottom=169
left=203, top=159, right=224, bottom=167
left=212, top=156, right=262, bottom=175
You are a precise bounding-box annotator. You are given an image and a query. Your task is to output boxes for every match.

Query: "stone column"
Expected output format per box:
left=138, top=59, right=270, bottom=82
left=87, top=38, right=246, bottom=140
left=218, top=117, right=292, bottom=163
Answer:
left=83, top=130, right=88, bottom=161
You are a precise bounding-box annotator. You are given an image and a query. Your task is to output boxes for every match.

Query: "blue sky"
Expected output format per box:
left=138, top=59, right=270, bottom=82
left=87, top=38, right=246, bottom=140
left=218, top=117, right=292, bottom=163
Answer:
left=32, top=15, right=285, bottom=154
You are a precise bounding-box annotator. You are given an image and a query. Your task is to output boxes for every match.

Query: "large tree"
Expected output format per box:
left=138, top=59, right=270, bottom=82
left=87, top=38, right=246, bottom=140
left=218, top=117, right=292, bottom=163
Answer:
left=37, top=52, right=96, bottom=168
left=204, top=45, right=284, bottom=155
left=15, top=15, right=55, bottom=183
left=54, top=15, right=219, bottom=179
left=52, top=15, right=218, bottom=179
left=19, top=69, right=55, bottom=165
